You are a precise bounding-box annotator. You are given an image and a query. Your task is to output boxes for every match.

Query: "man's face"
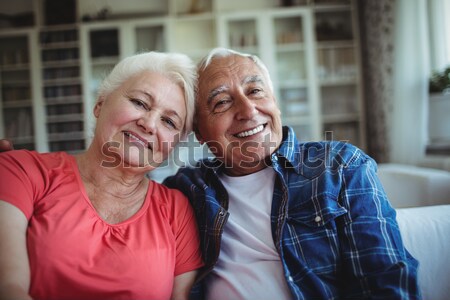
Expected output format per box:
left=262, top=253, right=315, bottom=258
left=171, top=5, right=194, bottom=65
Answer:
left=196, top=55, right=283, bottom=176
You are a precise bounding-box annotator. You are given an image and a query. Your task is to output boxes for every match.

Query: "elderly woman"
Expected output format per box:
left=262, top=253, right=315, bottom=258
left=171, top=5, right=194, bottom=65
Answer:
left=0, top=52, right=203, bottom=300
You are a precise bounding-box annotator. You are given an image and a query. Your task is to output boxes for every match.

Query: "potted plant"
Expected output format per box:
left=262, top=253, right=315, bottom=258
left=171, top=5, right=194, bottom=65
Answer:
left=428, top=66, right=450, bottom=145
left=429, top=66, right=450, bottom=95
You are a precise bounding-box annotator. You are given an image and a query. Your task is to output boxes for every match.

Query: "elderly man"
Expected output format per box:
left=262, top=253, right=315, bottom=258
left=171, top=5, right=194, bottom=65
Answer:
left=0, top=48, right=420, bottom=299
left=164, top=48, right=420, bottom=299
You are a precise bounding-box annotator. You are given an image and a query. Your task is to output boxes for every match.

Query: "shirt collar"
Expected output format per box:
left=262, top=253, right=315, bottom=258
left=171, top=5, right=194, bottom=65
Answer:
left=271, top=126, right=302, bottom=174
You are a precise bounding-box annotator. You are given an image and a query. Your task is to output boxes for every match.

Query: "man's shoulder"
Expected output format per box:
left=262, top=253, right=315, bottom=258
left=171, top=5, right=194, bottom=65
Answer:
left=163, top=159, right=213, bottom=189
left=290, top=140, right=372, bottom=172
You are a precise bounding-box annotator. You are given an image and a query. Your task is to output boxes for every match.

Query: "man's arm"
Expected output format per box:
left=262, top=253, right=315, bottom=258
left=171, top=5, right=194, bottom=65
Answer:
left=0, top=140, right=14, bottom=151
left=171, top=270, right=198, bottom=300
left=338, top=158, right=420, bottom=299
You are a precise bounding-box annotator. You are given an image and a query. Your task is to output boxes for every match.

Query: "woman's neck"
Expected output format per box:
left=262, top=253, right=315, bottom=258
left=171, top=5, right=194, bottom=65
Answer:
left=74, top=146, right=150, bottom=224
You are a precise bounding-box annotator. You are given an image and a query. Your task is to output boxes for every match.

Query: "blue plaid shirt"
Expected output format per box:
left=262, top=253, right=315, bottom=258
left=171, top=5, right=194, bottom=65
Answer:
left=164, top=126, right=420, bottom=299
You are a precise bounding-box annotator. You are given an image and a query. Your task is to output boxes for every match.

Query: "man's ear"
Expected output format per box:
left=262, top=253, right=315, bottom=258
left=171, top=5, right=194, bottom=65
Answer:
left=93, top=97, right=105, bottom=118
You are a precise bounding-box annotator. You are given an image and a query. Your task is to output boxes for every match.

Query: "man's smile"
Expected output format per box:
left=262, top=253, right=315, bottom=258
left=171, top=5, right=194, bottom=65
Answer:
left=234, top=124, right=266, bottom=138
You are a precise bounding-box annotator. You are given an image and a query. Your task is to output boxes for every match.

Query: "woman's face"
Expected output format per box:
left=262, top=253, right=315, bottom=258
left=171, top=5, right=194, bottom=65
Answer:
left=93, top=71, right=186, bottom=171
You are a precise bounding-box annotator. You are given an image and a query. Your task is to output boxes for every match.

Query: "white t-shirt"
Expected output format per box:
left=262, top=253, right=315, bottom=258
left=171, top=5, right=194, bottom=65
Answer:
left=205, top=167, right=292, bottom=300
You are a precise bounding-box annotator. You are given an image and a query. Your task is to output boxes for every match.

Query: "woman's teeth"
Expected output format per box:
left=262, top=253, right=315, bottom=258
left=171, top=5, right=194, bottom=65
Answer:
left=235, top=125, right=264, bottom=138
left=125, top=132, right=148, bottom=148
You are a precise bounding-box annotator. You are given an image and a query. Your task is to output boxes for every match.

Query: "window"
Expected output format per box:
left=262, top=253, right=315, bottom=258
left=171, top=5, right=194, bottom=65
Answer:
left=426, top=0, right=450, bottom=155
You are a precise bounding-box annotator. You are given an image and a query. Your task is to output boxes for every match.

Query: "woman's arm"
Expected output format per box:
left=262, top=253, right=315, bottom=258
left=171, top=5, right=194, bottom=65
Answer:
left=0, top=201, right=32, bottom=300
left=171, top=270, right=198, bottom=300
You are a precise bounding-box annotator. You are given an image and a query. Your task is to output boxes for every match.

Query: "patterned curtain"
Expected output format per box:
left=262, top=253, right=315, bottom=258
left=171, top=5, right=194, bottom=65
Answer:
left=357, top=0, right=396, bottom=163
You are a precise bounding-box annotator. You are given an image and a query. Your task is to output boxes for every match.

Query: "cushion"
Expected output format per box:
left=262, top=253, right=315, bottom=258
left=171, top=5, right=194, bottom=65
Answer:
left=396, top=205, right=450, bottom=300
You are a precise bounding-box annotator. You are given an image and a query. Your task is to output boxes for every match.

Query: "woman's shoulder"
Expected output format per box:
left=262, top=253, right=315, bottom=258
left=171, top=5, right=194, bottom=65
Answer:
left=150, top=180, right=188, bottom=202
left=0, top=149, right=71, bottom=170
left=148, top=180, right=192, bottom=214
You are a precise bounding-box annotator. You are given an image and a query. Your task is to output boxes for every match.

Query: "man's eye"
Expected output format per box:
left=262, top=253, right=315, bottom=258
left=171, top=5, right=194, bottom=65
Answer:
left=250, top=88, right=263, bottom=95
left=131, top=99, right=148, bottom=110
left=212, top=99, right=232, bottom=113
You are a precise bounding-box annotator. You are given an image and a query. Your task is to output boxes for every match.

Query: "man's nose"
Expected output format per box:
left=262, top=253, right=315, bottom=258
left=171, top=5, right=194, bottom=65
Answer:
left=235, top=95, right=258, bottom=120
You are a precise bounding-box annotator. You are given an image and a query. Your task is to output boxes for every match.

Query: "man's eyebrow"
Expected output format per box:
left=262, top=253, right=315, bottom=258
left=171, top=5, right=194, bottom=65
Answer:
left=242, top=75, right=264, bottom=86
left=207, top=85, right=228, bottom=105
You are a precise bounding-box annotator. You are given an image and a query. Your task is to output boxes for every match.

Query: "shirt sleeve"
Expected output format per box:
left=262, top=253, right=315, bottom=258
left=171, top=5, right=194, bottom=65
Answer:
left=0, top=150, right=42, bottom=219
left=171, top=190, right=204, bottom=276
left=338, top=156, right=421, bottom=299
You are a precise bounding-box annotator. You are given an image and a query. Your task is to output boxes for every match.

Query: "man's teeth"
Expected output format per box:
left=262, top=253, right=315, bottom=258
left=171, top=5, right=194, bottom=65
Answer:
left=235, top=125, right=264, bottom=138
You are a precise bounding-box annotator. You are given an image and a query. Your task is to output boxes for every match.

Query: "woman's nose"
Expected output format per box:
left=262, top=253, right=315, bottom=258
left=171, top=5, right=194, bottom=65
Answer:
left=137, top=112, right=157, bottom=134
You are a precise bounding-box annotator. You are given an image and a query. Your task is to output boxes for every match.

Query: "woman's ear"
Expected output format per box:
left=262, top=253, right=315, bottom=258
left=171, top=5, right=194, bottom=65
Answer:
left=93, top=97, right=105, bottom=118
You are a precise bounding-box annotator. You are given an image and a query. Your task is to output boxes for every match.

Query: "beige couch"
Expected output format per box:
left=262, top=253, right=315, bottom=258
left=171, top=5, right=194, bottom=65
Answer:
left=378, top=164, right=450, bottom=300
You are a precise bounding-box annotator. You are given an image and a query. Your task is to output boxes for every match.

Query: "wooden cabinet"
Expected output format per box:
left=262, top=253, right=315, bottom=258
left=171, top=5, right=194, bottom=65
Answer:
left=0, top=29, right=46, bottom=151
left=40, top=26, right=85, bottom=152
left=0, top=0, right=366, bottom=158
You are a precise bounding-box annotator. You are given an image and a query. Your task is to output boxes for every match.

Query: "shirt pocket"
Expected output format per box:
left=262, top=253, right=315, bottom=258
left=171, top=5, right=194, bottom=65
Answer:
left=285, top=195, right=347, bottom=274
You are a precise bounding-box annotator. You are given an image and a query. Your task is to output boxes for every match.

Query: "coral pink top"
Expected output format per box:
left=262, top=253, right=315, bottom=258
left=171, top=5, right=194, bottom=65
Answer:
left=0, top=150, right=203, bottom=300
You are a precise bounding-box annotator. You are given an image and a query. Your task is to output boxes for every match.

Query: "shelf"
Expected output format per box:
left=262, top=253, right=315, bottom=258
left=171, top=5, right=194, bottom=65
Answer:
left=275, top=43, right=306, bottom=52
left=2, top=100, right=32, bottom=108
left=46, top=113, right=84, bottom=123
left=317, top=40, right=354, bottom=48
left=41, top=59, right=80, bottom=67
left=0, top=63, right=30, bottom=71
left=91, top=56, right=119, bottom=66
left=43, top=77, right=81, bottom=86
left=45, top=96, right=83, bottom=105
left=40, top=41, right=79, bottom=50
left=47, top=131, right=85, bottom=142
left=282, top=115, right=311, bottom=126
left=9, top=135, right=35, bottom=144
left=278, top=79, right=309, bottom=89
left=1, top=80, right=30, bottom=87
left=319, top=76, right=358, bottom=85
left=322, top=113, right=360, bottom=123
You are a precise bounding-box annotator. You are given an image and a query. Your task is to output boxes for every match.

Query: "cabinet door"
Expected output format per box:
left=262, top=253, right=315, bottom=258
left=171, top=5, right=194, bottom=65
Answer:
left=40, top=26, right=85, bottom=153
left=218, top=14, right=260, bottom=56
left=81, top=24, right=121, bottom=144
left=0, top=33, right=36, bottom=150
left=314, top=2, right=364, bottom=148
left=269, top=9, right=321, bottom=142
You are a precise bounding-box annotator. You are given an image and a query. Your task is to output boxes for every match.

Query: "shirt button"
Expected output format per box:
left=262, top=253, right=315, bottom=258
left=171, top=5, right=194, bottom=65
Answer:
left=288, top=276, right=294, bottom=282
left=314, top=216, right=322, bottom=223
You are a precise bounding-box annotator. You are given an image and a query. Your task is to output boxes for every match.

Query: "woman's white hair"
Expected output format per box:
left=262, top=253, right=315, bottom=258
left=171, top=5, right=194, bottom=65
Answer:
left=97, top=52, right=197, bottom=139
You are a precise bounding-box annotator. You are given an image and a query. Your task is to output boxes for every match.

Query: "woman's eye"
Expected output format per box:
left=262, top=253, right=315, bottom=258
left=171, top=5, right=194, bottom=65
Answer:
left=162, top=117, right=177, bottom=129
left=131, top=99, right=148, bottom=110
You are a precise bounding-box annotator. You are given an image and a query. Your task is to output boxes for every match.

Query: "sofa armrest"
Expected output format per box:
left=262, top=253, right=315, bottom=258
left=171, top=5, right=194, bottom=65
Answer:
left=378, top=163, right=450, bottom=208
left=396, top=205, right=450, bottom=300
